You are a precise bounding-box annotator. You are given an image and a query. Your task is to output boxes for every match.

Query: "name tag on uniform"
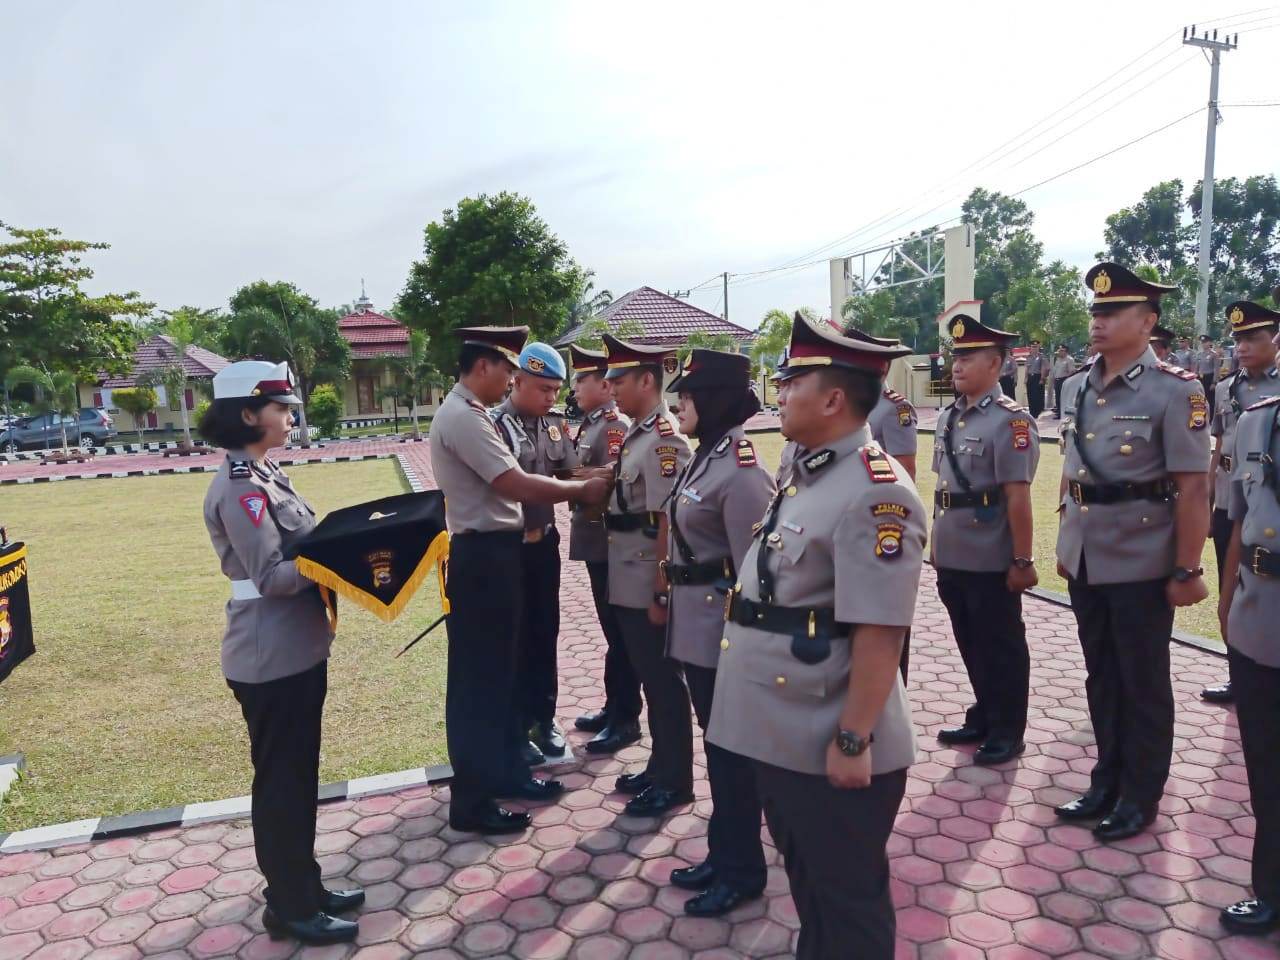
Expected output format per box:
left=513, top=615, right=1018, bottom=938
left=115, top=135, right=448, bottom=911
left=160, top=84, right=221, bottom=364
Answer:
left=781, top=520, right=803, bottom=534
left=964, top=436, right=981, bottom=442
left=1111, top=415, right=1151, bottom=421
left=682, top=488, right=703, bottom=502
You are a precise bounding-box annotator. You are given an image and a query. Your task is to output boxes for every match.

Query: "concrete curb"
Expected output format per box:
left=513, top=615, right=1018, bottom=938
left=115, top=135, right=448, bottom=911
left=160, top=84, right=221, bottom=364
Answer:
left=0, top=452, right=398, bottom=485
left=0, top=753, right=25, bottom=804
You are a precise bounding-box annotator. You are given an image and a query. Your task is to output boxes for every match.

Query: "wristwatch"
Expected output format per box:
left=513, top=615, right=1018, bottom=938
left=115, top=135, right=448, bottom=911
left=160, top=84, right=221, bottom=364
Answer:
left=1012, top=556, right=1035, bottom=569
left=835, top=729, right=873, bottom=757
left=1172, top=566, right=1204, bottom=582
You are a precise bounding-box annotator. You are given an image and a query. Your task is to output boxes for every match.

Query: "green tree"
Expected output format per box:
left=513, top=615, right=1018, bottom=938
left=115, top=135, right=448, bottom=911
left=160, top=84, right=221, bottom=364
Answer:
left=387, top=330, right=444, bottom=437
left=750, top=309, right=794, bottom=374
left=141, top=305, right=226, bottom=352
left=306, top=384, right=342, bottom=438
left=398, top=192, right=580, bottom=372
left=963, top=188, right=1045, bottom=332
left=563, top=268, right=613, bottom=332
left=111, top=386, right=159, bottom=446
left=222, top=281, right=352, bottom=447
left=1002, top=261, right=1091, bottom=351
left=4, top=364, right=80, bottom=453
left=569, top=314, right=644, bottom=350
left=0, top=222, right=150, bottom=388
left=678, top=330, right=739, bottom=362
left=842, top=290, right=917, bottom=345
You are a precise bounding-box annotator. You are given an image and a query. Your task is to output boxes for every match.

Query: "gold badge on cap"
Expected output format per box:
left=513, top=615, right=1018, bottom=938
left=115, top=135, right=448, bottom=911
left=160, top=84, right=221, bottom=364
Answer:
left=951, top=318, right=966, bottom=339
left=663, top=356, right=679, bottom=375
left=527, top=356, right=546, bottom=373
left=1230, top=306, right=1245, bottom=328
left=1093, top=270, right=1112, bottom=294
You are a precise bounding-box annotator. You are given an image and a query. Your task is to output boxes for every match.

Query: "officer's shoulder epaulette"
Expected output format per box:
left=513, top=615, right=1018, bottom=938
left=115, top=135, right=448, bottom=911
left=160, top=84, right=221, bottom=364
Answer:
left=860, top=445, right=896, bottom=483
left=656, top=418, right=675, bottom=437
left=1245, top=394, right=1280, bottom=412
left=995, top=396, right=1026, bottom=413
left=228, top=459, right=253, bottom=481
left=735, top=438, right=757, bottom=467
left=603, top=407, right=619, bottom=421
left=1155, top=361, right=1198, bottom=381
left=546, top=407, right=566, bottom=419
left=882, top=386, right=906, bottom=403
left=467, top=398, right=487, bottom=412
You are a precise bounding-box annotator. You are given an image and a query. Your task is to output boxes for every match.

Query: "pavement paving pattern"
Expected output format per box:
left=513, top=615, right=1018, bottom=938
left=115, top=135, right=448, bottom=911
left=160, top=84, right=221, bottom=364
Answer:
left=0, top=441, right=1270, bottom=959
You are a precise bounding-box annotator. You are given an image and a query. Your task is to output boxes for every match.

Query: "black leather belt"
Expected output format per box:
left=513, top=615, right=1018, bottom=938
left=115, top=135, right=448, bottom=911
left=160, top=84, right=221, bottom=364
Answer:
left=935, top=487, right=1002, bottom=510
left=1221, top=453, right=1234, bottom=471
left=604, top=511, right=660, bottom=535
left=725, top=592, right=851, bottom=664
left=1067, top=478, right=1174, bottom=505
left=1247, top=544, right=1280, bottom=578
left=665, top=558, right=732, bottom=586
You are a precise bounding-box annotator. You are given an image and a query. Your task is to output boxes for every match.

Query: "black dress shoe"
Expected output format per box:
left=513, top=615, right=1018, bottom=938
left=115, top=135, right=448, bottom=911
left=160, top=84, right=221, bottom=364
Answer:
left=529, top=721, right=567, bottom=757
left=973, top=740, right=1026, bottom=766
left=586, top=721, right=642, bottom=755
left=1093, top=800, right=1154, bottom=841
left=670, top=862, right=716, bottom=890
left=575, top=710, right=609, bottom=733
left=1055, top=787, right=1117, bottom=821
left=615, top=772, right=652, bottom=795
left=522, top=740, right=545, bottom=766
left=936, top=725, right=985, bottom=745
left=624, top=785, right=693, bottom=818
left=1200, top=681, right=1235, bottom=704
left=498, top=777, right=565, bottom=802
left=321, top=888, right=365, bottom=913
left=1221, top=898, right=1280, bottom=936
left=262, top=909, right=358, bottom=945
left=449, top=804, right=532, bottom=835
left=684, top=882, right=763, bottom=918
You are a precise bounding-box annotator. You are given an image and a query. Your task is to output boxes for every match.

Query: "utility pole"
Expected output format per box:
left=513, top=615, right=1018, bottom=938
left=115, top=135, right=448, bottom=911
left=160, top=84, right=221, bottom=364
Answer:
left=1183, top=24, right=1238, bottom=336
left=722, top=272, right=729, bottom=322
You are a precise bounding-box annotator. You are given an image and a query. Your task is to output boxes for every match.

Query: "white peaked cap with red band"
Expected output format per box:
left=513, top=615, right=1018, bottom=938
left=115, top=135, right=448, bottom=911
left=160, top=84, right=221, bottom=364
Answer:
left=212, top=360, right=303, bottom=404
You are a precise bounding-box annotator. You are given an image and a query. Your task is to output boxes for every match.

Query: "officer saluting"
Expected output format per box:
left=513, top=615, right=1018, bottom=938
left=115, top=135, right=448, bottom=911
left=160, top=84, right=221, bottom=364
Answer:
left=200, top=361, right=363, bottom=946
left=1201, top=302, right=1280, bottom=706
left=492, top=342, right=573, bottom=763
left=664, top=349, right=774, bottom=917
left=567, top=344, right=643, bottom=754
left=602, top=334, right=696, bottom=818
left=709, top=313, right=923, bottom=959
left=429, top=326, right=608, bottom=835
left=1217, top=335, right=1280, bottom=936
left=1054, top=263, right=1211, bottom=841
left=932, top=315, right=1039, bottom=766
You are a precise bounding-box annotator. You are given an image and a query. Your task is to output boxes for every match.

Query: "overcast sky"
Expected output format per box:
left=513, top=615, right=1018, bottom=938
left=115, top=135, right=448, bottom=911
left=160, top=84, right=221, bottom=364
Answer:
left=4, top=1, right=1278, bottom=332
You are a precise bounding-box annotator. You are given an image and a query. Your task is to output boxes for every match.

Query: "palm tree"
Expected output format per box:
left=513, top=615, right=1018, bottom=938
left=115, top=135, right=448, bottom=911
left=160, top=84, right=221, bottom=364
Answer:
left=567, top=270, right=613, bottom=327
left=4, top=364, right=79, bottom=453
left=388, top=331, right=442, bottom=438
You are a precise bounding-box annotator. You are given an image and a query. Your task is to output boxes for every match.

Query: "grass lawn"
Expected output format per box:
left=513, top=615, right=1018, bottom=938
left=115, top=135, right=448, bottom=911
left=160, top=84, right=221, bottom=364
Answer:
left=0, top=460, right=448, bottom=832
left=748, top=431, right=1224, bottom=646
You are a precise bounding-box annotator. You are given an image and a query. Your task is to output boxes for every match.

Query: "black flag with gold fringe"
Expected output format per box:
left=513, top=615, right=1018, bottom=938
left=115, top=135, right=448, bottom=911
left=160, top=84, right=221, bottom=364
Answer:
left=284, top=491, right=450, bottom=625
left=0, top=540, right=36, bottom=685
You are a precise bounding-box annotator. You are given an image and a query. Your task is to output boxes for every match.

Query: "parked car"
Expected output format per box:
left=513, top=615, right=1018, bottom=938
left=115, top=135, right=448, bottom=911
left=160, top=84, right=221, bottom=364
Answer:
left=0, top=408, right=116, bottom=453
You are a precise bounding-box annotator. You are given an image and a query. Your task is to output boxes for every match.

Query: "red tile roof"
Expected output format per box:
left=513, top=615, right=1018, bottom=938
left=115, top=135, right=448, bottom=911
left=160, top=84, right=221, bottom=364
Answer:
left=101, top=335, right=231, bottom=388
left=339, top=308, right=410, bottom=358
left=554, top=287, right=756, bottom=348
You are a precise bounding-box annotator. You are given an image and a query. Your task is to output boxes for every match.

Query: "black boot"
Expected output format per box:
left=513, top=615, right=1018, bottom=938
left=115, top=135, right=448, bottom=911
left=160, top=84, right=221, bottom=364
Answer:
left=449, top=802, right=532, bottom=835
left=1055, top=787, right=1116, bottom=821
left=1093, top=800, right=1154, bottom=841
left=263, top=909, right=358, bottom=945
left=529, top=721, right=567, bottom=758
left=575, top=710, right=609, bottom=733
left=684, top=882, right=763, bottom=918
left=586, top=721, right=642, bottom=755
left=670, top=862, right=716, bottom=891
left=321, top=888, right=365, bottom=913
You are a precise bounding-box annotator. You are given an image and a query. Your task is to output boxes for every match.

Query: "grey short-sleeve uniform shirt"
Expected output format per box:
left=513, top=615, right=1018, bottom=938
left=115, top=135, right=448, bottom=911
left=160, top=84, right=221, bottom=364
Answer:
left=492, top=398, right=572, bottom=532
left=1226, top=397, right=1280, bottom=667
left=1212, top=367, right=1280, bottom=505
left=203, top=453, right=332, bottom=684
left=568, top=401, right=630, bottom=562
left=866, top=387, right=918, bottom=458
left=665, top=426, right=775, bottom=668
left=931, top=385, right=1040, bottom=572
left=707, top=425, right=924, bottom=777
left=428, top=383, right=522, bottom=533
left=1055, top=348, right=1211, bottom=584
left=606, top=402, right=692, bottom=608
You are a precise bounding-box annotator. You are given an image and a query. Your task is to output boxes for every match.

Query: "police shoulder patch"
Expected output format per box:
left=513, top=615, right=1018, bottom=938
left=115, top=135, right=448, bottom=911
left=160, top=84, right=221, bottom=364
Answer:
left=229, top=460, right=252, bottom=480
left=861, top=445, right=896, bottom=483
left=735, top=439, right=757, bottom=467
left=606, top=426, right=625, bottom=457
left=874, top=521, right=904, bottom=560
left=657, top=418, right=675, bottom=437
left=1246, top=394, right=1280, bottom=412
left=883, top=387, right=905, bottom=402
left=995, top=396, right=1025, bottom=413
left=1156, top=361, right=1198, bottom=381
left=238, top=492, right=267, bottom=528
left=1010, top=417, right=1032, bottom=450
left=604, top=408, right=620, bottom=421
left=1188, top=392, right=1209, bottom=430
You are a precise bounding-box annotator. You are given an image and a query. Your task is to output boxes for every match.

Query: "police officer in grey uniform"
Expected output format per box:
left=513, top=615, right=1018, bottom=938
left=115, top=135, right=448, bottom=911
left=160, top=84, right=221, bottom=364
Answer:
left=709, top=313, right=923, bottom=959
left=1052, top=344, right=1078, bottom=418
left=932, top=315, right=1040, bottom=765
left=1202, top=302, right=1280, bottom=706
left=1196, top=335, right=1221, bottom=413
left=1217, top=377, right=1280, bottom=937
left=602, top=334, right=696, bottom=818
left=429, top=326, right=609, bottom=835
left=1149, top=325, right=1176, bottom=363
left=663, top=349, right=774, bottom=917
left=566, top=344, right=643, bottom=754
left=1055, top=263, right=1211, bottom=841
left=200, top=361, right=362, bottom=946
left=492, top=342, right=574, bottom=761
left=1025, top=339, right=1046, bottom=418
left=1000, top=350, right=1018, bottom=399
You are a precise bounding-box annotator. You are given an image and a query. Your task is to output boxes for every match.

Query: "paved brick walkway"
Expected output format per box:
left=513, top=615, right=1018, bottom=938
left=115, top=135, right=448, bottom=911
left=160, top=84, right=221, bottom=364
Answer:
left=0, top=443, right=1271, bottom=959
